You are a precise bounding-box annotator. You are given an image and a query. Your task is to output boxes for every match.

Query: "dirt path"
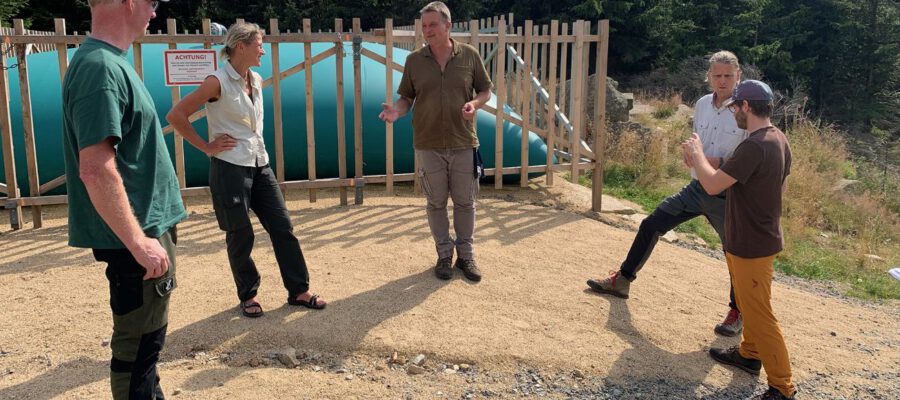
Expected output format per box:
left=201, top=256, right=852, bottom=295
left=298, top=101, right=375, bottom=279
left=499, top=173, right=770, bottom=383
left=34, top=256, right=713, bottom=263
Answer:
left=1, top=178, right=897, bottom=399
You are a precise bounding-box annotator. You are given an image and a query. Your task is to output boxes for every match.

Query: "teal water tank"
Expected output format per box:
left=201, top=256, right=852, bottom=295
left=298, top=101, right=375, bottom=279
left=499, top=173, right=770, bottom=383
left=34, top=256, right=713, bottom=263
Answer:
left=1, top=42, right=552, bottom=196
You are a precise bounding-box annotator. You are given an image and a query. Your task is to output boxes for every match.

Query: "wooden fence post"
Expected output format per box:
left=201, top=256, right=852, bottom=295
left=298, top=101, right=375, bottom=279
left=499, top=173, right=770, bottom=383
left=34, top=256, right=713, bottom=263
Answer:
left=520, top=20, right=533, bottom=187
left=303, top=19, right=318, bottom=202
left=13, top=19, right=42, bottom=228
left=0, top=21, right=24, bottom=229
left=546, top=20, right=559, bottom=185
left=270, top=19, right=286, bottom=183
left=334, top=19, right=348, bottom=206
left=166, top=19, right=186, bottom=190
left=384, top=18, right=395, bottom=195
left=570, top=20, right=584, bottom=184
left=592, top=20, right=610, bottom=212
left=413, top=18, right=423, bottom=195
left=494, top=19, right=507, bottom=189
left=352, top=18, right=364, bottom=204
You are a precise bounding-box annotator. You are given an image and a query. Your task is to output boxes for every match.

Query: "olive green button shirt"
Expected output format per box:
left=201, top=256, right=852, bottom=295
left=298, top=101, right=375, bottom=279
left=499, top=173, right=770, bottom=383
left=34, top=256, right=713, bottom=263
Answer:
left=398, top=39, right=492, bottom=150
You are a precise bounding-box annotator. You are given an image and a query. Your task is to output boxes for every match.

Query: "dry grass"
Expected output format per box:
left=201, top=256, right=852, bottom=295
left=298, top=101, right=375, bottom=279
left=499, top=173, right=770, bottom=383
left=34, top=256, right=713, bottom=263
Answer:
left=602, top=98, right=900, bottom=299
left=780, top=119, right=900, bottom=298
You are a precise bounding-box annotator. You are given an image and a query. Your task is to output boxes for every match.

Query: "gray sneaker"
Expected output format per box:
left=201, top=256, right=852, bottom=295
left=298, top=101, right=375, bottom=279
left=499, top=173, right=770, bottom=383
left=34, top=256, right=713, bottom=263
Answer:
left=455, top=258, right=482, bottom=282
left=434, top=257, right=453, bottom=280
left=715, top=308, right=743, bottom=337
left=586, top=271, right=631, bottom=299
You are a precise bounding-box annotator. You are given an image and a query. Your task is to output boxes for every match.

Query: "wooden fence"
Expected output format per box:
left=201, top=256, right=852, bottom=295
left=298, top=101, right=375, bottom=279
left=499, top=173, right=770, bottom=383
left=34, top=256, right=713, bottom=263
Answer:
left=0, top=16, right=609, bottom=230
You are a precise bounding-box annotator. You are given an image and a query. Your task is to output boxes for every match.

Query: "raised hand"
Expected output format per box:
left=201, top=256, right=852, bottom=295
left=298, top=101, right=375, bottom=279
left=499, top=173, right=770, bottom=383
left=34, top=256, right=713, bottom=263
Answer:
left=379, top=102, right=400, bottom=123
left=461, top=101, right=477, bottom=120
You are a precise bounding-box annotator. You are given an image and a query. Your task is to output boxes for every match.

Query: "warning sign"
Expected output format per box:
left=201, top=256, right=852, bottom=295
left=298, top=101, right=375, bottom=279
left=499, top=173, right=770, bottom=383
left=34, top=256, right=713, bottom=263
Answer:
left=163, top=50, right=218, bottom=86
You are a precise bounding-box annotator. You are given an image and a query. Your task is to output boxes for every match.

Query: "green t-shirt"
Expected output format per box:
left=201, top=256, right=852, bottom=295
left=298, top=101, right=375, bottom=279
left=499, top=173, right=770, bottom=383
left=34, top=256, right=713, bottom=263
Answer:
left=62, top=37, right=186, bottom=249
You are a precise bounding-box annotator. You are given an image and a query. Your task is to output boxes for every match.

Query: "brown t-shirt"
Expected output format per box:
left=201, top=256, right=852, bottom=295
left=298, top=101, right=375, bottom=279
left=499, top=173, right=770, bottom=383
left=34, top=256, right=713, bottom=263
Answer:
left=719, top=126, right=792, bottom=258
left=398, top=38, right=493, bottom=150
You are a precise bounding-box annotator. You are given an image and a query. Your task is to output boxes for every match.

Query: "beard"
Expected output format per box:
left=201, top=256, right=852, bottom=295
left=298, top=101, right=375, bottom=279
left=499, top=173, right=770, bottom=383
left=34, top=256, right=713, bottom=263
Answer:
left=735, top=109, right=748, bottom=130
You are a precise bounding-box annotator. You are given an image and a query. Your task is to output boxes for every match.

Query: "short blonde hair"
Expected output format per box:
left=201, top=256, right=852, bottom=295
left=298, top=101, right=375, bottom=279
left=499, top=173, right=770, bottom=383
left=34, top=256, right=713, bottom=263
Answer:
left=220, top=22, right=264, bottom=60
left=420, top=1, right=452, bottom=23
left=709, top=50, right=740, bottom=70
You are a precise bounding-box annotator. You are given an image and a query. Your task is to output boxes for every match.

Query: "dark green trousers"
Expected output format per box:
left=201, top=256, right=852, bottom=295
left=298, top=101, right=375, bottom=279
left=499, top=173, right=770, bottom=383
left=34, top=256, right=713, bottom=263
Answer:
left=93, top=227, right=177, bottom=400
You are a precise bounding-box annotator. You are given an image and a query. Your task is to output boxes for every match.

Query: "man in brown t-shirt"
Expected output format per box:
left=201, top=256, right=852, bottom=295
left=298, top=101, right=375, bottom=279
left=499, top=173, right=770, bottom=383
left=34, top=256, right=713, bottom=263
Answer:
left=378, top=1, right=492, bottom=282
left=682, top=80, right=795, bottom=400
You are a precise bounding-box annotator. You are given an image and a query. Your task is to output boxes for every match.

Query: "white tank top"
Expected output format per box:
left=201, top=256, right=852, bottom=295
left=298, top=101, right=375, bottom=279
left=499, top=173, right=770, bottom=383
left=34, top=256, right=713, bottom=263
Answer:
left=206, top=62, right=268, bottom=167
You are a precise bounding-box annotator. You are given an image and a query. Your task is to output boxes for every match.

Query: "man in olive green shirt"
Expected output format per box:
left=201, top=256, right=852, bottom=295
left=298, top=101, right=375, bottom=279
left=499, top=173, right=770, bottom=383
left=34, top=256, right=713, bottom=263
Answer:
left=62, top=0, right=185, bottom=398
left=379, top=1, right=492, bottom=281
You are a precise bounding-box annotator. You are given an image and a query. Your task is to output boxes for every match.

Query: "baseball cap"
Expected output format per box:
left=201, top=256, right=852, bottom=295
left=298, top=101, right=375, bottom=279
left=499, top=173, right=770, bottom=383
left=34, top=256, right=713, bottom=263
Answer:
left=723, top=80, right=773, bottom=108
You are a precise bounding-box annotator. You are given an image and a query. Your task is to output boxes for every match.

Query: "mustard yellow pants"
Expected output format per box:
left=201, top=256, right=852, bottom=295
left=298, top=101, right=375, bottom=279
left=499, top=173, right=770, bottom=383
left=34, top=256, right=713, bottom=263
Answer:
left=726, top=252, right=795, bottom=397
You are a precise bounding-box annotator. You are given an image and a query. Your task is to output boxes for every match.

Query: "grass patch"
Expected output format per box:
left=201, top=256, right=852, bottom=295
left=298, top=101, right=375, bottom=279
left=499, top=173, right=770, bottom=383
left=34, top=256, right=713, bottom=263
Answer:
left=651, top=103, right=677, bottom=119
left=777, top=235, right=900, bottom=300
left=648, top=94, right=682, bottom=120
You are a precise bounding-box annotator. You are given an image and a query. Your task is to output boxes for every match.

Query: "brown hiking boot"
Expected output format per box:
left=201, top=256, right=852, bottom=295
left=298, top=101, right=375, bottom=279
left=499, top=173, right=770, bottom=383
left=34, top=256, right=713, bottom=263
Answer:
left=586, top=271, right=631, bottom=299
left=455, top=258, right=482, bottom=282
left=434, top=256, right=453, bottom=280
left=709, top=346, right=761, bottom=375
left=715, top=308, right=743, bottom=337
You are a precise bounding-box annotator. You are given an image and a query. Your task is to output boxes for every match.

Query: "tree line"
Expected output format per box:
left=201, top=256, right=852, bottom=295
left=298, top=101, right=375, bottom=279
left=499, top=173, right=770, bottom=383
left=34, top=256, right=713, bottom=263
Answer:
left=3, top=0, right=898, bottom=137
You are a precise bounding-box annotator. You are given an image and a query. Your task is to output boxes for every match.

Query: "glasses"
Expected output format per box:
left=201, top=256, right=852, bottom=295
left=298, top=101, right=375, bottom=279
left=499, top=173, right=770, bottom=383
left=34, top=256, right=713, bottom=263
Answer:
left=148, top=0, right=159, bottom=10
left=727, top=101, right=743, bottom=113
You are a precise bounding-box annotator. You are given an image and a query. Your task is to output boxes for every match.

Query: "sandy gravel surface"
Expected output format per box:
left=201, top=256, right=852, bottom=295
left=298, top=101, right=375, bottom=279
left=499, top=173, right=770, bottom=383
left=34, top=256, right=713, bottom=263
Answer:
left=1, top=177, right=897, bottom=399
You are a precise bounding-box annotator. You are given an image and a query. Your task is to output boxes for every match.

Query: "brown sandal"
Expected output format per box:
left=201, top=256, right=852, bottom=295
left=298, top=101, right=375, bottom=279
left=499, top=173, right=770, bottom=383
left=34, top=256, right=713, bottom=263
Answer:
left=287, top=294, right=326, bottom=310
left=240, top=300, right=264, bottom=318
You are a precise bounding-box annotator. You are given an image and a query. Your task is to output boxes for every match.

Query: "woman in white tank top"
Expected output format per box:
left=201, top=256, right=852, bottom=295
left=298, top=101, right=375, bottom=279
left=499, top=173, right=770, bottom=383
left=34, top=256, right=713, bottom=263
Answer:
left=166, top=22, right=327, bottom=318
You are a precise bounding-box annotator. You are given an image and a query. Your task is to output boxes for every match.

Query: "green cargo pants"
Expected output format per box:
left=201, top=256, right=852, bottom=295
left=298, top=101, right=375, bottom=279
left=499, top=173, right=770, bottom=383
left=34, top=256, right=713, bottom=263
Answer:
left=92, top=226, right=177, bottom=400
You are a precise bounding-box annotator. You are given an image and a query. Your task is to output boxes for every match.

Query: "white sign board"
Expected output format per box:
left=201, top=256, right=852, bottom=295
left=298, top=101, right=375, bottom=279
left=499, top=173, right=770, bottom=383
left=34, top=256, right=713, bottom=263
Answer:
left=163, top=50, right=217, bottom=86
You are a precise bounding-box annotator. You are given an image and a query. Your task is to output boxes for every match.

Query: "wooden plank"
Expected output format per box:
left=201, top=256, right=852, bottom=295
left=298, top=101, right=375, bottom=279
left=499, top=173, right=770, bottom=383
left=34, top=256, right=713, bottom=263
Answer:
left=14, top=20, right=42, bottom=228
left=570, top=20, right=584, bottom=184
left=520, top=20, right=532, bottom=187
left=358, top=48, right=404, bottom=72
left=38, top=174, right=65, bottom=195
left=559, top=23, right=569, bottom=121
left=513, top=26, right=523, bottom=112
left=279, top=177, right=358, bottom=190
left=5, top=195, right=66, bottom=208
left=0, top=20, right=23, bottom=228
left=3, top=32, right=431, bottom=46
left=303, top=19, right=317, bottom=202
left=353, top=19, right=363, bottom=181
left=592, top=20, right=610, bottom=212
left=269, top=19, right=285, bottom=183
left=54, top=19, right=68, bottom=83
left=384, top=19, right=394, bottom=195
left=541, top=24, right=549, bottom=86
left=581, top=21, right=591, bottom=148
left=260, top=47, right=335, bottom=88
left=494, top=19, right=507, bottom=189
left=530, top=24, right=540, bottom=132
left=413, top=18, right=422, bottom=194
left=546, top=20, right=559, bottom=186
left=166, top=19, right=186, bottom=189
left=334, top=19, right=348, bottom=205
left=133, top=41, right=144, bottom=80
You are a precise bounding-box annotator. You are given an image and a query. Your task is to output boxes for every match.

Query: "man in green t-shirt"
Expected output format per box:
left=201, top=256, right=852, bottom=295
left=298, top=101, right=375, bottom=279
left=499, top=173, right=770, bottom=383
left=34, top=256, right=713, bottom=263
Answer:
left=61, top=1, right=185, bottom=398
